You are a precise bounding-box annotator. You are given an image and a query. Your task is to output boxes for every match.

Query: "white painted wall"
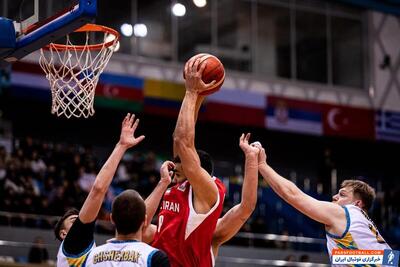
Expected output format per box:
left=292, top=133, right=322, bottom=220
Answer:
left=21, top=11, right=400, bottom=112
left=370, top=12, right=400, bottom=111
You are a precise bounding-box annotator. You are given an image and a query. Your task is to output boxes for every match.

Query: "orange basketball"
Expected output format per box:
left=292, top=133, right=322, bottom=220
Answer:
left=184, top=53, right=225, bottom=95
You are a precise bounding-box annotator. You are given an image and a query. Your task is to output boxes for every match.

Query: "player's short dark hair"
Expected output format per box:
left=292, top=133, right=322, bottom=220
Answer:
left=341, top=179, right=376, bottom=211
left=111, top=189, right=146, bottom=235
left=54, top=208, right=79, bottom=241
left=173, top=150, right=214, bottom=175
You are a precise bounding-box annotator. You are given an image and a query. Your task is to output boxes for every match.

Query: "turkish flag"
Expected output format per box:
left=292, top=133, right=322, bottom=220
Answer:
left=322, top=104, right=375, bottom=140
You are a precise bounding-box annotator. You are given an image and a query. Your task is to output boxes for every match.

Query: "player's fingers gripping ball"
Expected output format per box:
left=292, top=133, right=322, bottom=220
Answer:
left=251, top=141, right=262, bottom=148
left=184, top=53, right=225, bottom=96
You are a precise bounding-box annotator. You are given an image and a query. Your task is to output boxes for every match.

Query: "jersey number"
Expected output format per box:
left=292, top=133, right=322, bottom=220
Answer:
left=157, top=215, right=164, bottom=233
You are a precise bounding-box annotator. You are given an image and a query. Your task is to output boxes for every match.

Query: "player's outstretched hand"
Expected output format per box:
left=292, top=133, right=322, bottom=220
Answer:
left=250, top=140, right=267, bottom=166
left=239, top=133, right=260, bottom=157
left=160, top=160, right=175, bottom=185
left=118, top=113, right=145, bottom=149
left=184, top=54, right=216, bottom=94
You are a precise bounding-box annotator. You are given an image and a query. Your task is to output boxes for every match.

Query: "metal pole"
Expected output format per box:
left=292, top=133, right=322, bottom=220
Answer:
left=211, top=0, right=218, bottom=53
left=251, top=0, right=258, bottom=73
left=3, top=0, right=8, bottom=17
left=47, top=0, right=53, bottom=18
left=290, top=0, right=297, bottom=80
left=171, top=0, right=178, bottom=62
left=131, top=0, right=138, bottom=56
left=326, top=2, right=333, bottom=86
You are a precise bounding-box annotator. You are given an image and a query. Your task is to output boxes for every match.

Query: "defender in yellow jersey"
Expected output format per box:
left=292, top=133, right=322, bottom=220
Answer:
left=54, top=114, right=145, bottom=267
left=253, top=142, right=391, bottom=262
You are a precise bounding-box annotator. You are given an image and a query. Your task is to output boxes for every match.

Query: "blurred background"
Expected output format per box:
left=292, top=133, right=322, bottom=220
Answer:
left=0, top=0, right=399, bottom=266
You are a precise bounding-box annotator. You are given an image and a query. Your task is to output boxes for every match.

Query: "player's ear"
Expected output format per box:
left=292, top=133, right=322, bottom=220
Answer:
left=60, top=229, right=67, bottom=240
left=353, top=199, right=363, bottom=209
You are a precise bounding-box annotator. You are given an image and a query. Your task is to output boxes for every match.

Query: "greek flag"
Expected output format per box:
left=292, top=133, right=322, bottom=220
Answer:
left=376, top=110, right=400, bottom=143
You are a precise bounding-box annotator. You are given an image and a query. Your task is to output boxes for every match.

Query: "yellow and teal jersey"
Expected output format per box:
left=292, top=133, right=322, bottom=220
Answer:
left=57, top=240, right=95, bottom=267
left=326, top=204, right=391, bottom=266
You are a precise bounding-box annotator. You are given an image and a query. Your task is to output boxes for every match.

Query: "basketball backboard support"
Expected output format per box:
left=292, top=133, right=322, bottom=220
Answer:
left=0, top=0, right=97, bottom=66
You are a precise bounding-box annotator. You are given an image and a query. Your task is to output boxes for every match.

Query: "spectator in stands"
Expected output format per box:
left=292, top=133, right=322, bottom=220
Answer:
left=78, top=166, right=96, bottom=193
left=30, top=150, right=46, bottom=175
left=28, top=236, right=48, bottom=264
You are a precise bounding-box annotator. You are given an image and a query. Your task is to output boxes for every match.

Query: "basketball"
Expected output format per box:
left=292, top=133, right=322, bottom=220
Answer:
left=184, top=53, right=225, bottom=96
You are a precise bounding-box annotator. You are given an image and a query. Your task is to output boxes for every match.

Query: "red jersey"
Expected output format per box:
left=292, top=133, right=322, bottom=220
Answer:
left=152, top=177, right=225, bottom=267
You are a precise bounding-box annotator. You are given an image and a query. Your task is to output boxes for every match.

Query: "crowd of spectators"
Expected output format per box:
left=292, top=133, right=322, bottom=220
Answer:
left=0, top=137, right=163, bottom=225
left=0, top=136, right=399, bottom=249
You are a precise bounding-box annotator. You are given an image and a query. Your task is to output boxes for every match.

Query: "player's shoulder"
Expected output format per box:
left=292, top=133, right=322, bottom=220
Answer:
left=213, top=176, right=226, bottom=192
left=60, top=241, right=95, bottom=267
left=149, top=250, right=170, bottom=267
left=87, top=242, right=106, bottom=254
left=342, top=204, right=361, bottom=216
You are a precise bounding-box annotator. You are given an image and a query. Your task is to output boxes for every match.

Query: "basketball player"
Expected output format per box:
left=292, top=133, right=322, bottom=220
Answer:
left=54, top=113, right=145, bottom=266
left=150, top=55, right=226, bottom=267
left=143, top=133, right=260, bottom=261
left=254, top=142, right=391, bottom=261
left=84, top=189, right=170, bottom=266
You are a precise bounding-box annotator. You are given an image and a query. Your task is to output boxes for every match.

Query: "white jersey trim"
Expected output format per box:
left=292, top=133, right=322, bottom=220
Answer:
left=185, top=177, right=220, bottom=240
left=210, top=245, right=215, bottom=267
left=325, top=205, right=350, bottom=239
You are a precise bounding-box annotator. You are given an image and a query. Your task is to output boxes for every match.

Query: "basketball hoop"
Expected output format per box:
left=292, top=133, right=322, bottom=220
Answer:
left=39, top=24, right=120, bottom=118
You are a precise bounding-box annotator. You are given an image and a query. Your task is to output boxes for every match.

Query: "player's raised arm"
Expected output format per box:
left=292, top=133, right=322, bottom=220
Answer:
left=142, top=161, right=174, bottom=244
left=173, top=56, right=218, bottom=212
left=256, top=144, right=345, bottom=230
left=212, top=133, right=259, bottom=252
left=172, top=95, right=204, bottom=158
left=79, top=113, right=145, bottom=224
left=62, top=114, right=145, bottom=258
left=173, top=54, right=206, bottom=158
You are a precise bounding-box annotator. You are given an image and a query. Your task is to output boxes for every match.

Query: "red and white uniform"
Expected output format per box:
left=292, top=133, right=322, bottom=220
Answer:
left=152, top=177, right=225, bottom=267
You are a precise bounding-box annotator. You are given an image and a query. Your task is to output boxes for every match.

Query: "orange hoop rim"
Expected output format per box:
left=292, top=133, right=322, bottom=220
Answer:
left=43, top=24, right=120, bottom=51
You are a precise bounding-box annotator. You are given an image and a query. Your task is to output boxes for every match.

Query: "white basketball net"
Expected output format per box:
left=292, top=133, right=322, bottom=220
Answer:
left=39, top=29, right=118, bottom=118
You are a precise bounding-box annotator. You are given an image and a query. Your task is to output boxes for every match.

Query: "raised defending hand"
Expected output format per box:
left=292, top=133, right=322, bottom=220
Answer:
left=239, top=133, right=260, bottom=156
left=251, top=141, right=267, bottom=166
left=160, top=160, right=175, bottom=185
left=184, top=54, right=216, bottom=94
left=118, top=113, right=145, bottom=149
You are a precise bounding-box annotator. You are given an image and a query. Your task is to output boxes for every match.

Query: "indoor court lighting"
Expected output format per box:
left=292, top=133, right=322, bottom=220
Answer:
left=172, top=3, right=186, bottom=17
left=120, top=23, right=133, bottom=37
left=193, top=0, right=207, bottom=8
left=133, top=23, right=147, bottom=38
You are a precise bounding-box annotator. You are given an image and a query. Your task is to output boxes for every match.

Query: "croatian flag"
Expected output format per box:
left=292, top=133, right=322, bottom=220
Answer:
left=266, top=96, right=323, bottom=135
left=376, top=110, right=400, bottom=143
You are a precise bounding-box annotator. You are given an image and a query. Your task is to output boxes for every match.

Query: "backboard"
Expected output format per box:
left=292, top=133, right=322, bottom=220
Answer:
left=0, top=0, right=97, bottom=66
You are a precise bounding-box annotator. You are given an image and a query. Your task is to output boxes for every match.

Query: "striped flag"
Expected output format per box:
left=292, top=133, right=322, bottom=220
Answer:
left=202, top=89, right=266, bottom=127
left=376, top=110, right=400, bottom=143
left=266, top=96, right=323, bottom=135
left=96, top=73, right=144, bottom=111
left=10, top=62, right=51, bottom=101
left=143, top=79, right=186, bottom=117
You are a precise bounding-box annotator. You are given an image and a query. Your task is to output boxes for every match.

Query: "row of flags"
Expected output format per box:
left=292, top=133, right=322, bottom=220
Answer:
left=9, top=62, right=400, bottom=143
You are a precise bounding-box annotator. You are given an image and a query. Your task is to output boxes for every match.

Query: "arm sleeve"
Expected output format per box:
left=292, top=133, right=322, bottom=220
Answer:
left=63, top=217, right=95, bottom=256
left=149, top=250, right=170, bottom=267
